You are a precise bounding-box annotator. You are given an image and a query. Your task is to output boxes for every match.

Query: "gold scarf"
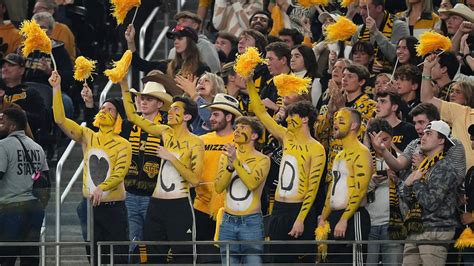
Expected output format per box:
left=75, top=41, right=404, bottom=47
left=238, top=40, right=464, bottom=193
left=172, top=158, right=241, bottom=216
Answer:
left=405, top=151, right=445, bottom=234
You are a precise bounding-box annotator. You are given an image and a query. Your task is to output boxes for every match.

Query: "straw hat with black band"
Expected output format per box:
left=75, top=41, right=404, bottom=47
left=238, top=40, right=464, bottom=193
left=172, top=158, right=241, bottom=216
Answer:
left=129, top=73, right=183, bottom=110
left=200, top=93, right=243, bottom=118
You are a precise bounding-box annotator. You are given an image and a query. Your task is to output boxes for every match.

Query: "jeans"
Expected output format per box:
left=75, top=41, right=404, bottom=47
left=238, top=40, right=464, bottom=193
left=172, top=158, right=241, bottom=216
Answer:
left=367, top=224, right=403, bottom=265
left=218, top=212, right=264, bottom=265
left=0, top=200, right=44, bottom=266
left=125, top=192, right=150, bottom=253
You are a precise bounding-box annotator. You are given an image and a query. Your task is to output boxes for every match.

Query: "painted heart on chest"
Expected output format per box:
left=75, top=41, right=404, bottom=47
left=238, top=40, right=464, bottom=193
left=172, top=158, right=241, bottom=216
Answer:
left=89, top=154, right=109, bottom=186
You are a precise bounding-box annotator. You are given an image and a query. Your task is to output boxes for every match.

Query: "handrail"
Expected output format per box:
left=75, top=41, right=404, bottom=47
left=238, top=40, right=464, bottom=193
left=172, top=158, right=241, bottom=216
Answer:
left=61, top=160, right=84, bottom=204
left=139, top=6, right=160, bottom=91
left=55, top=122, right=85, bottom=266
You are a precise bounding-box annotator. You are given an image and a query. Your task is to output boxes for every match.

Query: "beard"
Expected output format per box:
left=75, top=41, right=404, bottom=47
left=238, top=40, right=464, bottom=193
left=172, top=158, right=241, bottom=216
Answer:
left=210, top=119, right=227, bottom=132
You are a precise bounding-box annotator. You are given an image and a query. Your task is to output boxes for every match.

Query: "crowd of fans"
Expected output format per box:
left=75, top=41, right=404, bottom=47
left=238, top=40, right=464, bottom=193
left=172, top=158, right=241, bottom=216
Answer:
left=0, top=0, right=474, bottom=265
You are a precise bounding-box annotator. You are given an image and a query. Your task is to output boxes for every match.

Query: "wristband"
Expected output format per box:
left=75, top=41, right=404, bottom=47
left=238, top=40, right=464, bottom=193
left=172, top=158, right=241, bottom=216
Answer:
left=421, top=75, right=431, bottom=81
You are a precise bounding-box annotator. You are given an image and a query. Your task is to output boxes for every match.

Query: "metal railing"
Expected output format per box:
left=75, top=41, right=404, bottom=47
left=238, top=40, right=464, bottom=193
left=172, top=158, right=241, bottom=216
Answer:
left=54, top=122, right=85, bottom=266
left=1, top=239, right=471, bottom=265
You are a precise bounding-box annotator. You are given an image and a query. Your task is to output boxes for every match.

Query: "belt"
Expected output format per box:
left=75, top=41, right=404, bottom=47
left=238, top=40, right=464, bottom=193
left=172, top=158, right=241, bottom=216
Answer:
left=0, top=199, right=38, bottom=210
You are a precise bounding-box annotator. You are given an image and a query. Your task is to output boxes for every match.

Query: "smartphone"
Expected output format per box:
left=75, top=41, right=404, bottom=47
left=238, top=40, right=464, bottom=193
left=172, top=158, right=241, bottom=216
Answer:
left=376, top=170, right=388, bottom=176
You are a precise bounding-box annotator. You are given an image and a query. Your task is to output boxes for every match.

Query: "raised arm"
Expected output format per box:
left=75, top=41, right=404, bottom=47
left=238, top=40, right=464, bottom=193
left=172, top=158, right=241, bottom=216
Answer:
left=120, top=79, right=170, bottom=136
left=50, top=71, right=87, bottom=142
left=247, top=80, right=287, bottom=140
left=420, top=54, right=442, bottom=110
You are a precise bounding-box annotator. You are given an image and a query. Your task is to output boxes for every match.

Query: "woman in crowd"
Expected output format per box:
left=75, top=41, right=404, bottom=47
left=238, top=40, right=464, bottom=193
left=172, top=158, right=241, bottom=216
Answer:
left=125, top=24, right=210, bottom=78
left=289, top=44, right=323, bottom=108
left=396, top=36, right=421, bottom=67
left=175, top=72, right=226, bottom=135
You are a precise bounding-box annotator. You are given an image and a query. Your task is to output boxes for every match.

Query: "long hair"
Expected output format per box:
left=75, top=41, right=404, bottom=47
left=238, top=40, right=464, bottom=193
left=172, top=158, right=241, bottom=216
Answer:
left=167, top=37, right=202, bottom=77
left=293, top=44, right=318, bottom=79
left=398, top=36, right=421, bottom=66
left=453, top=81, right=474, bottom=108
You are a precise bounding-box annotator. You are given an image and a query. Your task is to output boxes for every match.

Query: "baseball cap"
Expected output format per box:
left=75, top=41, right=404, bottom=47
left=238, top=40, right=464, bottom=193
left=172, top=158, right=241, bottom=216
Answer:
left=166, top=25, right=198, bottom=43
left=1, top=53, right=25, bottom=67
left=424, top=120, right=455, bottom=146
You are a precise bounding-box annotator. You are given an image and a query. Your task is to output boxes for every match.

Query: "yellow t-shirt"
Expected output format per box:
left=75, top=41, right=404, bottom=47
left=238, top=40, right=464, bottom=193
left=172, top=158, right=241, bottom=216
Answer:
left=0, top=22, right=21, bottom=55
left=195, top=132, right=234, bottom=214
left=440, top=100, right=474, bottom=171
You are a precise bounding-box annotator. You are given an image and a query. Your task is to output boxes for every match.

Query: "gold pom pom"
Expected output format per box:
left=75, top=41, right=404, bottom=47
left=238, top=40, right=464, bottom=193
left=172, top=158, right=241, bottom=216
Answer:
left=455, top=227, right=474, bottom=250
left=298, top=0, right=329, bottom=8
left=274, top=73, right=311, bottom=97
left=19, top=20, right=52, bottom=56
left=416, top=31, right=452, bottom=57
left=269, top=5, right=284, bottom=36
left=104, top=50, right=133, bottom=83
left=74, top=56, right=97, bottom=82
left=341, top=0, right=357, bottom=8
left=315, top=222, right=331, bottom=261
left=234, top=47, right=267, bottom=78
left=325, top=16, right=357, bottom=43
left=110, top=0, right=141, bottom=25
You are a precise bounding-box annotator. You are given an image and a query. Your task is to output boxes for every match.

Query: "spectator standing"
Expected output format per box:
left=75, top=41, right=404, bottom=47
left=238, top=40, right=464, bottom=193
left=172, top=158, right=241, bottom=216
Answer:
left=215, top=116, right=270, bottom=265
left=249, top=78, right=326, bottom=263
left=120, top=80, right=204, bottom=264
left=33, top=0, right=76, bottom=62
left=318, top=108, right=372, bottom=265
left=365, top=118, right=403, bottom=265
left=195, top=94, right=242, bottom=263
left=0, top=108, right=48, bottom=266
left=0, top=0, right=21, bottom=57
left=51, top=71, right=132, bottom=264
left=401, top=120, right=458, bottom=265
left=461, top=124, right=474, bottom=264
left=125, top=76, right=171, bottom=262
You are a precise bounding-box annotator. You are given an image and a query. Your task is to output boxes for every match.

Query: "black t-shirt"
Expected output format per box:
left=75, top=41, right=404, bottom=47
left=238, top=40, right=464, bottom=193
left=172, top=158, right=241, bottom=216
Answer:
left=392, top=121, right=418, bottom=152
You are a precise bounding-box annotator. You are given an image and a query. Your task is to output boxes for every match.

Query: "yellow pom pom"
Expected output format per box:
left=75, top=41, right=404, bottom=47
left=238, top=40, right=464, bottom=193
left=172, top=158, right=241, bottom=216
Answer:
left=234, top=47, right=267, bottom=78
left=104, top=50, right=133, bottom=83
left=269, top=5, right=284, bottom=36
left=455, top=227, right=474, bottom=250
left=341, top=0, right=357, bottom=8
left=19, top=20, right=52, bottom=56
left=315, top=222, right=331, bottom=261
left=110, top=0, right=141, bottom=25
left=298, top=0, right=329, bottom=8
left=209, top=189, right=225, bottom=220
left=416, top=31, right=452, bottom=57
left=274, top=73, right=311, bottom=97
left=325, top=16, right=357, bottom=43
left=74, top=56, right=97, bottom=82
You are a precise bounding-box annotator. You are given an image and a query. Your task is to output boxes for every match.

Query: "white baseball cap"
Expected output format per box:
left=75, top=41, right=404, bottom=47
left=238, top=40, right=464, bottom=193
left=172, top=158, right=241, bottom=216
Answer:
left=424, top=120, right=455, bottom=146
